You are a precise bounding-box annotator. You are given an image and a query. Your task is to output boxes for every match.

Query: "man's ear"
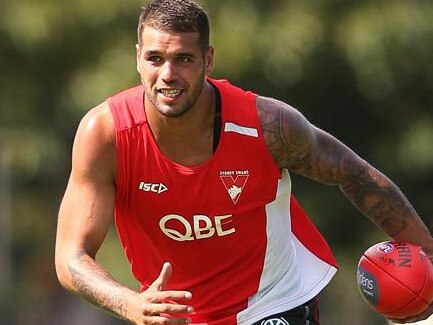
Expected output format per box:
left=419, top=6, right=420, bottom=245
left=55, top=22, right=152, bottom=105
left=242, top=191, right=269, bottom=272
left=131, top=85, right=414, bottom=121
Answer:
left=205, top=46, right=215, bottom=75
left=135, top=43, right=141, bottom=72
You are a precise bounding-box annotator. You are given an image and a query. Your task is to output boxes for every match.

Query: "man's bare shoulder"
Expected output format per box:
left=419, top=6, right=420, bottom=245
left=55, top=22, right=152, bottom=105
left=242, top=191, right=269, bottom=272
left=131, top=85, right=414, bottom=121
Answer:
left=255, top=95, right=313, bottom=169
left=256, top=95, right=306, bottom=124
left=72, top=101, right=116, bottom=179
left=77, top=101, right=115, bottom=146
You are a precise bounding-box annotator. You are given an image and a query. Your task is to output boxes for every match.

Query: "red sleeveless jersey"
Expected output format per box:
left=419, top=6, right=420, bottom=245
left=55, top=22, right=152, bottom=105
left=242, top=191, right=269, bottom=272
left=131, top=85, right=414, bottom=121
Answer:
left=108, top=78, right=338, bottom=324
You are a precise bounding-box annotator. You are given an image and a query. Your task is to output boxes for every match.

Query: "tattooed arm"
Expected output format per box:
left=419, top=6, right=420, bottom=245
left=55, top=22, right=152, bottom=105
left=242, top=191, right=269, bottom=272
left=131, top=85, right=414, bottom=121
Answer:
left=55, top=102, right=192, bottom=324
left=257, top=95, right=433, bottom=323
left=256, top=96, right=433, bottom=256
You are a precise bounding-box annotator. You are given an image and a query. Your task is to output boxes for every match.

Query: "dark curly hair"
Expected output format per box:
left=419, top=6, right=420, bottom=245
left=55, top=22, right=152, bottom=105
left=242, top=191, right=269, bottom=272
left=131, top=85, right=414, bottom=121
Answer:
left=137, top=0, right=210, bottom=54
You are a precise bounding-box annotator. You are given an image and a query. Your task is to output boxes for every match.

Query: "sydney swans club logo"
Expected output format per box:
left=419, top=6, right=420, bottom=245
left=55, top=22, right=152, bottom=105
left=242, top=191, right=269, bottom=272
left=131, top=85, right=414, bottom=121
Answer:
left=219, top=170, right=249, bottom=204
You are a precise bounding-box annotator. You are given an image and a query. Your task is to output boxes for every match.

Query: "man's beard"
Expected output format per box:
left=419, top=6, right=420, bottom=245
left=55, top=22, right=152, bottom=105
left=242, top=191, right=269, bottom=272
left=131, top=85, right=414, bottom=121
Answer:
left=144, top=72, right=206, bottom=118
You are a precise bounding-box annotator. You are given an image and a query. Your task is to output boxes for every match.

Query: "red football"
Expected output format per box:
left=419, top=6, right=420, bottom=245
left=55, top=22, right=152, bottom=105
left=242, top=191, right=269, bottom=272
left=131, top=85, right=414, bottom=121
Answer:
left=357, top=241, right=433, bottom=320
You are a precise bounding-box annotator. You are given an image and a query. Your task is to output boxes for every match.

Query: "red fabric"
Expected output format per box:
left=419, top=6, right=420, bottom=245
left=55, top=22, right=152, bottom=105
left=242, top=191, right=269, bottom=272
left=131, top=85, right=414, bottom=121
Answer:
left=108, top=78, right=337, bottom=324
left=291, top=196, right=339, bottom=268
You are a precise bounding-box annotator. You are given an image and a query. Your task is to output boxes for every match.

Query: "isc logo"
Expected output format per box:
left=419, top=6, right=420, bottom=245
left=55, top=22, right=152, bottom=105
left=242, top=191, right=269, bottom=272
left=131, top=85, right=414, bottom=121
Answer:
left=159, top=214, right=236, bottom=241
left=138, top=182, right=168, bottom=194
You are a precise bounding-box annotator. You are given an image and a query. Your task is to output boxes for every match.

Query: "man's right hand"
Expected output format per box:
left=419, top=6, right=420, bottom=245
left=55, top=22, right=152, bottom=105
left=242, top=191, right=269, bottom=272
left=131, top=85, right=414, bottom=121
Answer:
left=126, top=262, right=194, bottom=324
left=55, top=105, right=194, bottom=324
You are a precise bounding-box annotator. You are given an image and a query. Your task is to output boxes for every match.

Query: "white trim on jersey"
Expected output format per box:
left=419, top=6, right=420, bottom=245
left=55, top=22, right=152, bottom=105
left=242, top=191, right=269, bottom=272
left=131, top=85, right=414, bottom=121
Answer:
left=236, top=170, right=337, bottom=325
left=224, top=122, right=259, bottom=138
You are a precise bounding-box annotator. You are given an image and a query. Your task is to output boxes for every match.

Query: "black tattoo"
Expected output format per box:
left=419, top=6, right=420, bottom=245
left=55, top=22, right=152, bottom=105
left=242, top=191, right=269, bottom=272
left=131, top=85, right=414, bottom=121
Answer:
left=339, top=166, right=413, bottom=237
left=257, top=95, right=421, bottom=239
left=68, top=250, right=128, bottom=320
left=257, top=96, right=318, bottom=175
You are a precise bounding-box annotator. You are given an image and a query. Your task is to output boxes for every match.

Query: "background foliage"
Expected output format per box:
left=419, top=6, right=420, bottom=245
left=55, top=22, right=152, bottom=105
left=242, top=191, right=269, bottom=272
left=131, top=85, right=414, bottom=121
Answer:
left=1, top=0, right=432, bottom=324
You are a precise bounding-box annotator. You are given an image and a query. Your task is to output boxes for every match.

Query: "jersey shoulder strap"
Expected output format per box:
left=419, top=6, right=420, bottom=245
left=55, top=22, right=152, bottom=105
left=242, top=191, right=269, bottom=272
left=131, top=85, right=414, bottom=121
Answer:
left=107, top=85, right=145, bottom=131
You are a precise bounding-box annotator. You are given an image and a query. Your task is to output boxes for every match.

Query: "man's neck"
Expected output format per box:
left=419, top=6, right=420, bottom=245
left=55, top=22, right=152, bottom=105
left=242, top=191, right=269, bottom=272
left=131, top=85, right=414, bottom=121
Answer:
left=145, top=81, right=217, bottom=166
